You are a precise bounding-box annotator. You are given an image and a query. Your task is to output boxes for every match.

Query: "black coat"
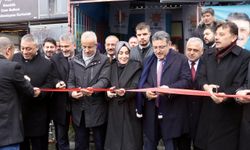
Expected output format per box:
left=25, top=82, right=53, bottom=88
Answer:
left=13, top=52, right=54, bottom=136
left=195, top=45, right=250, bottom=150
left=50, top=52, right=71, bottom=125
left=239, top=62, right=250, bottom=150
left=0, top=55, right=34, bottom=147
left=105, top=60, right=142, bottom=150
left=67, top=51, right=110, bottom=127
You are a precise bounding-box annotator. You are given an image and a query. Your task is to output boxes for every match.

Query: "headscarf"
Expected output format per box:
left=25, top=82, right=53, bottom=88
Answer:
left=115, top=41, right=131, bottom=67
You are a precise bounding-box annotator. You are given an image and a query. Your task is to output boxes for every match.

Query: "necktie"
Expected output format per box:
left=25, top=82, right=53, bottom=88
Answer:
left=156, top=60, right=163, bottom=107
left=191, top=62, right=196, bottom=81
left=157, top=60, right=163, bottom=87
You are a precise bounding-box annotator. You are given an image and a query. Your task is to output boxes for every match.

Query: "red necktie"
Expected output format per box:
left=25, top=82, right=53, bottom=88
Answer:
left=191, top=62, right=196, bottom=81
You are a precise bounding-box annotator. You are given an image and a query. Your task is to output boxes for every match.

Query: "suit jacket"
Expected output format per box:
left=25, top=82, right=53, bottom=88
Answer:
left=142, top=50, right=191, bottom=141
left=186, top=59, right=203, bottom=140
left=67, top=51, right=110, bottom=127
left=195, top=45, right=250, bottom=150
left=50, top=52, right=72, bottom=125
left=0, top=55, right=34, bottom=146
left=13, top=52, right=54, bottom=136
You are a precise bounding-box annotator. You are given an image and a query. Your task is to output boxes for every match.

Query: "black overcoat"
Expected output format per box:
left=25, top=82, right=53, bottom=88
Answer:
left=13, top=52, right=54, bottom=136
left=105, top=60, right=142, bottom=150
left=195, top=45, right=250, bottom=150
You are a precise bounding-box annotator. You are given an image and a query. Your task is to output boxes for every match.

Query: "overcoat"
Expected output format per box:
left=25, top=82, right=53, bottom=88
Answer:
left=67, top=51, right=110, bottom=127
left=13, top=52, right=54, bottom=136
left=0, top=55, right=34, bottom=147
left=105, top=60, right=142, bottom=150
left=239, top=62, right=250, bottom=150
left=50, top=52, right=72, bottom=125
left=195, top=45, right=250, bottom=150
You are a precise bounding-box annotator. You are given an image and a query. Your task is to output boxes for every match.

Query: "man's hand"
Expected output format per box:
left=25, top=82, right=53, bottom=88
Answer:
left=146, top=91, right=157, bottom=100
left=56, top=81, right=66, bottom=89
left=33, top=87, right=41, bottom=97
left=116, top=88, right=126, bottom=96
left=107, top=86, right=116, bottom=98
left=72, top=90, right=84, bottom=99
left=81, top=87, right=94, bottom=96
left=203, top=84, right=227, bottom=103
left=236, top=89, right=250, bottom=103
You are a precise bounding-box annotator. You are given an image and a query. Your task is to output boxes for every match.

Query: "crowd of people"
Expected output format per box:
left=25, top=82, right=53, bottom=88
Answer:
left=0, top=7, right=250, bottom=150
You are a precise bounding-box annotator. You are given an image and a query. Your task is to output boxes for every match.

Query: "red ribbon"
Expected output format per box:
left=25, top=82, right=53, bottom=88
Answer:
left=40, top=87, right=250, bottom=99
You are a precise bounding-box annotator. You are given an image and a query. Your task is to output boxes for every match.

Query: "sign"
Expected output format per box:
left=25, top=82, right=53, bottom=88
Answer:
left=0, top=0, right=38, bottom=23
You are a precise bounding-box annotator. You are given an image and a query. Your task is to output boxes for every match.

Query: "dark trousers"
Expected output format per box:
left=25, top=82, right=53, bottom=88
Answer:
left=175, top=134, right=201, bottom=150
left=20, top=136, right=48, bottom=150
left=54, top=113, right=70, bottom=150
left=72, top=112, right=106, bottom=150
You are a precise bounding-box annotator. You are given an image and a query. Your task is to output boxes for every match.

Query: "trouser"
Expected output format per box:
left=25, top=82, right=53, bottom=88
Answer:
left=54, top=113, right=70, bottom=150
left=20, top=135, right=48, bottom=150
left=72, top=112, right=106, bottom=150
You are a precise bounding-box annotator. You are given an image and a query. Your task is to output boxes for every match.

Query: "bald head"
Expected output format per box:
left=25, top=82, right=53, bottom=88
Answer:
left=0, top=37, right=15, bottom=60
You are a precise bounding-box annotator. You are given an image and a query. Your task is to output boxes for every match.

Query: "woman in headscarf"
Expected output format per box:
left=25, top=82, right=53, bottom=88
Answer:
left=104, top=41, right=142, bottom=150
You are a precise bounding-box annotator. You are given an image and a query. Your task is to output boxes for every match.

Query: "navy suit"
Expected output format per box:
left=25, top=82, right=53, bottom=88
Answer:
left=140, top=50, right=191, bottom=150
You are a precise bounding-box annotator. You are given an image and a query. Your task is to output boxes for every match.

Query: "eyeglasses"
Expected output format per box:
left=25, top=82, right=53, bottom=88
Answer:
left=153, top=45, right=167, bottom=50
left=21, top=47, right=34, bottom=51
left=60, top=45, right=70, bottom=49
left=81, top=45, right=96, bottom=50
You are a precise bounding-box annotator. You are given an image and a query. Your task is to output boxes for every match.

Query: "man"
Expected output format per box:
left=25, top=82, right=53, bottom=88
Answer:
left=136, top=31, right=191, bottom=150
left=203, top=27, right=215, bottom=50
left=178, top=37, right=204, bottom=150
left=13, top=34, right=54, bottom=150
left=42, top=37, right=57, bottom=59
left=128, top=36, right=138, bottom=48
left=130, top=22, right=153, bottom=62
left=0, top=37, right=40, bottom=150
left=227, top=12, right=250, bottom=50
left=50, top=33, right=76, bottom=150
left=67, top=31, right=110, bottom=150
left=104, top=35, right=119, bottom=63
left=195, top=22, right=250, bottom=150
left=193, top=8, right=218, bottom=40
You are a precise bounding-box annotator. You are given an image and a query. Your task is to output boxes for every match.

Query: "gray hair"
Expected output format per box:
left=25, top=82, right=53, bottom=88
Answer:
left=81, top=31, right=97, bottom=44
left=0, top=37, right=14, bottom=55
left=186, top=37, right=204, bottom=50
left=59, top=33, right=75, bottom=44
left=105, top=35, right=119, bottom=43
left=201, top=8, right=214, bottom=16
left=151, top=31, right=171, bottom=43
left=21, top=34, right=39, bottom=47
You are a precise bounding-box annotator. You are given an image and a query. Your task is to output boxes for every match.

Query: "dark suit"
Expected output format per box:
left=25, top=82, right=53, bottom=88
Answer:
left=13, top=52, right=54, bottom=150
left=67, top=51, right=110, bottom=150
left=239, top=62, right=250, bottom=150
left=177, top=59, right=203, bottom=150
left=141, top=50, right=191, bottom=150
left=195, top=45, right=250, bottom=150
left=50, top=52, right=72, bottom=150
left=0, top=55, right=34, bottom=147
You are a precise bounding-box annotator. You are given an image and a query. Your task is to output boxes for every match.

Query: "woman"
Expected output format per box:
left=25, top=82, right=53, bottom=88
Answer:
left=105, top=41, right=142, bottom=150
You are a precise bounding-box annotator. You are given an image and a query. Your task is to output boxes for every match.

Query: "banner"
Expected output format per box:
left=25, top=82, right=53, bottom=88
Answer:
left=204, top=5, right=250, bottom=50
left=109, top=2, right=129, bottom=34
